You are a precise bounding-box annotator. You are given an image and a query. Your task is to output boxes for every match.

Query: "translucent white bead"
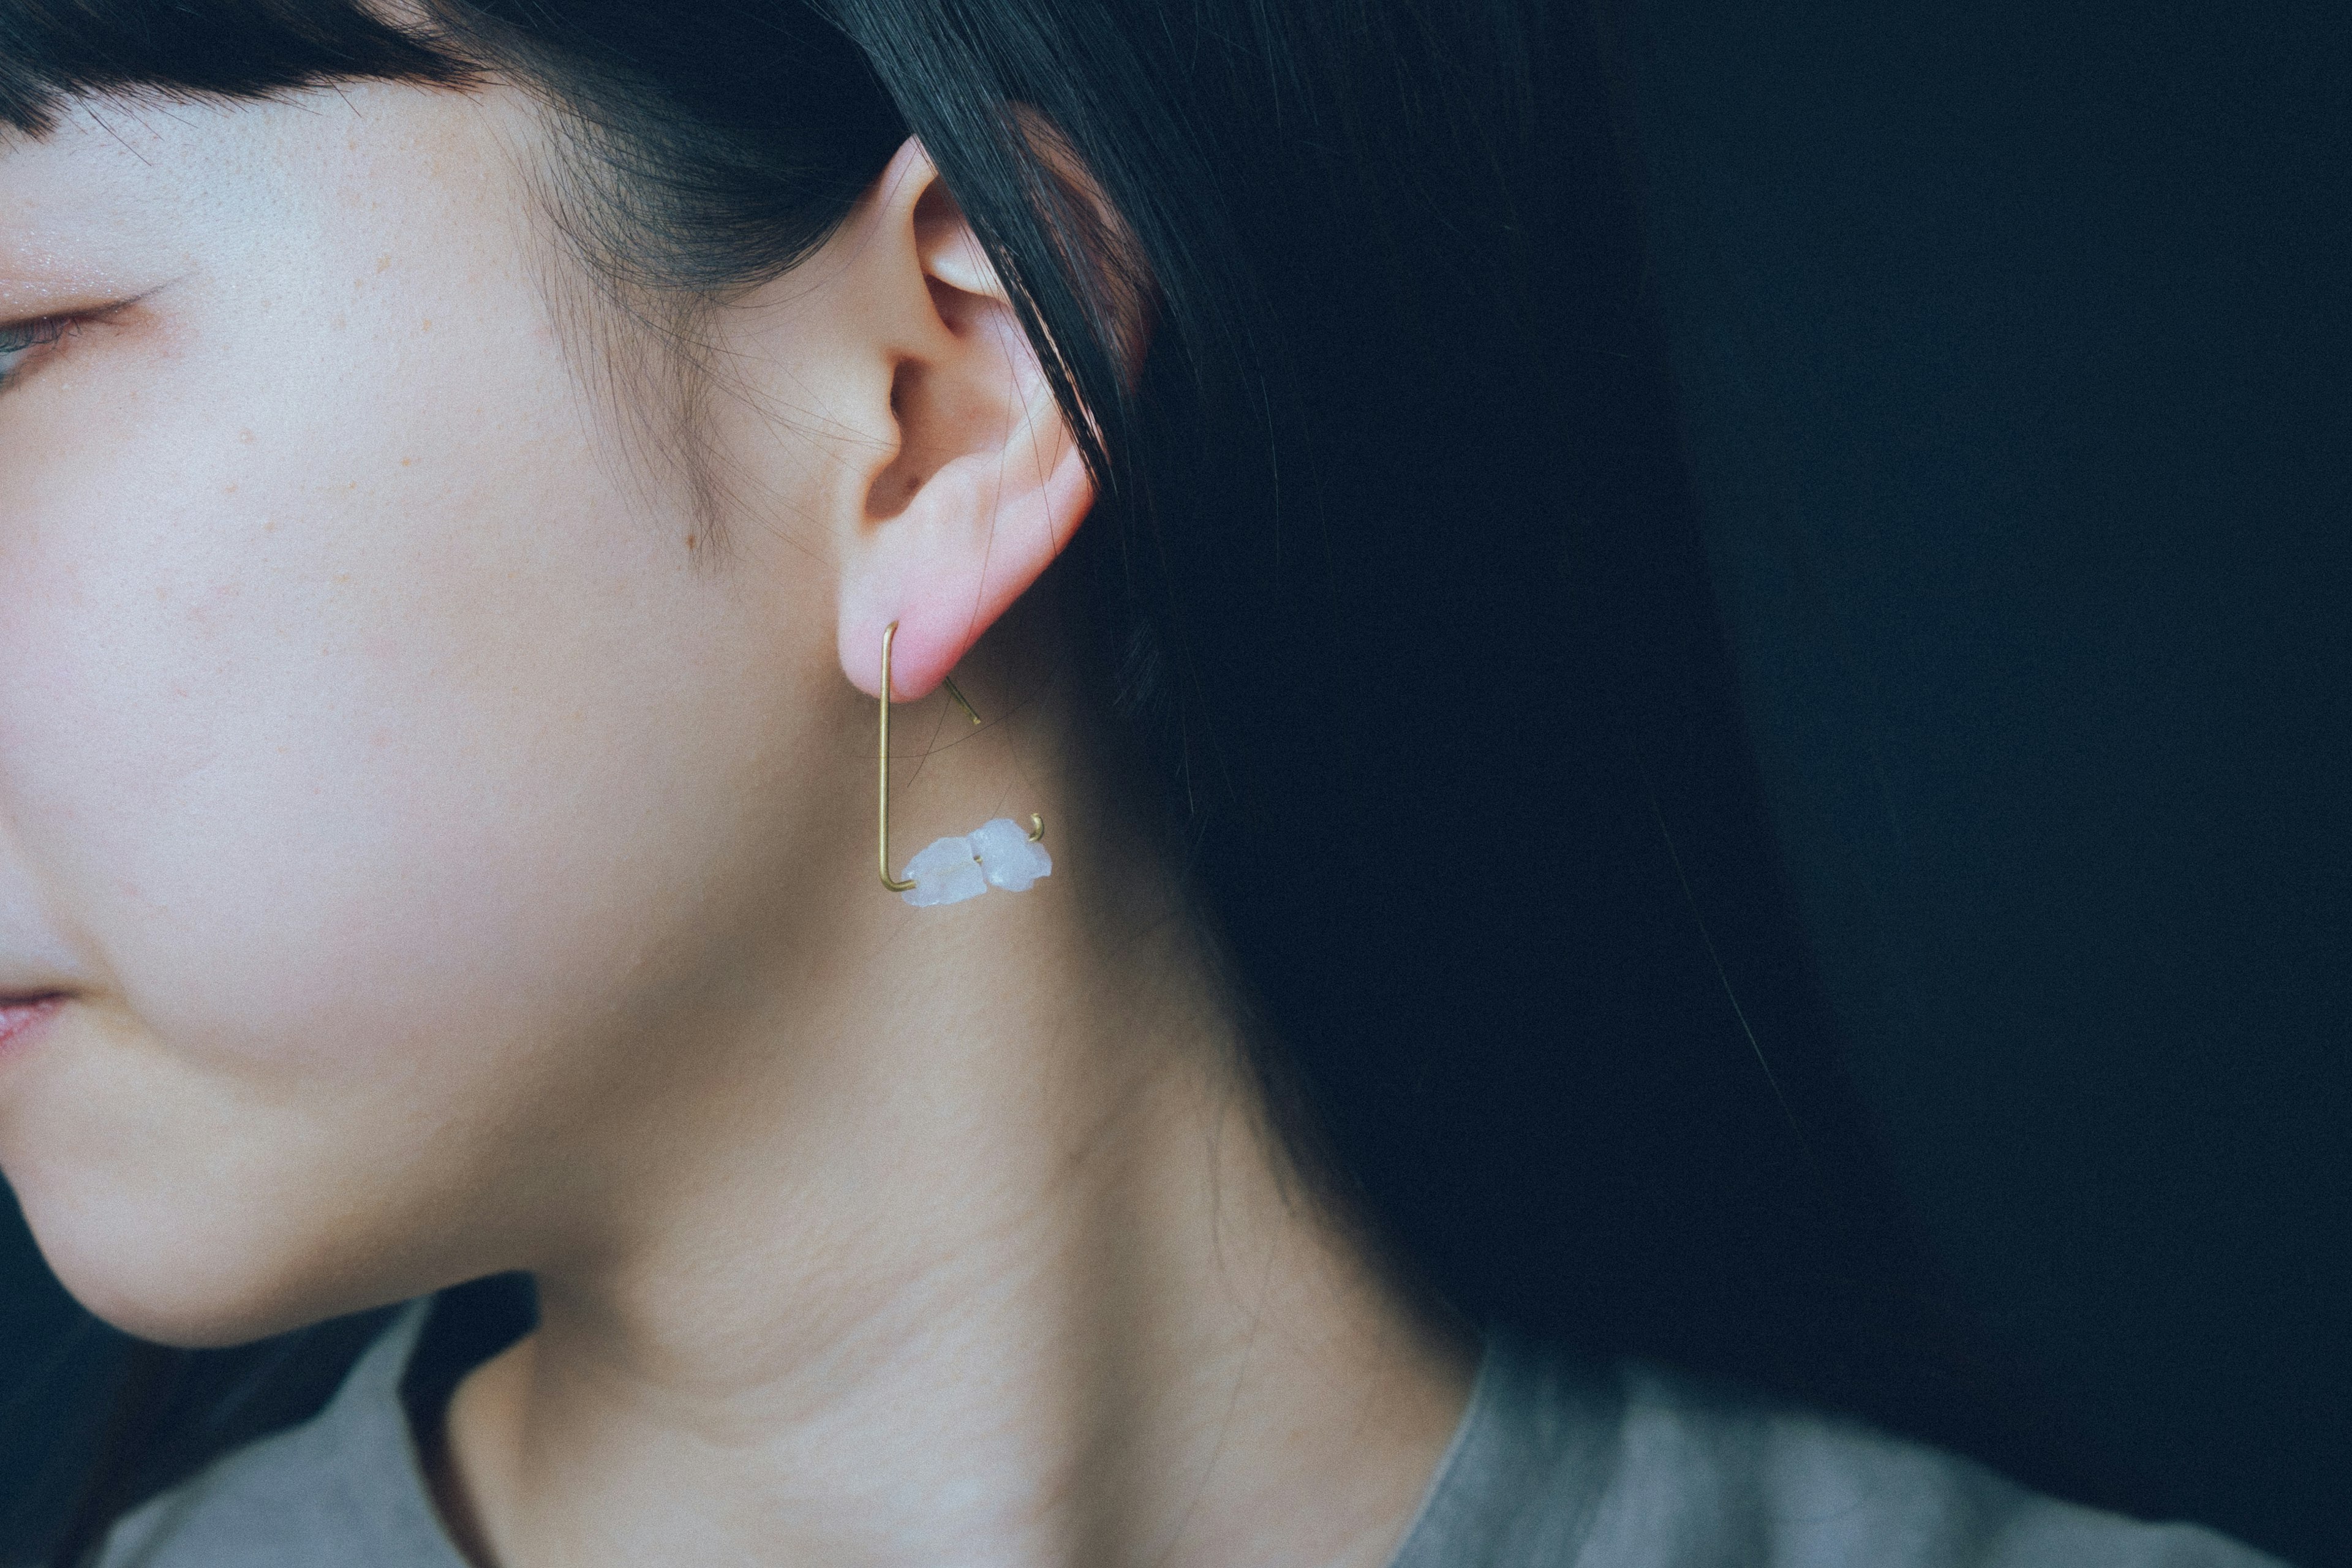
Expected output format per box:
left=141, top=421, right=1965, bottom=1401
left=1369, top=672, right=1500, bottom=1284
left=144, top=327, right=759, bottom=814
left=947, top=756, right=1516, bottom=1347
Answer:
left=899, top=819, right=1054, bottom=906
left=971, top=818, right=1053, bottom=891
left=900, top=835, right=989, bottom=907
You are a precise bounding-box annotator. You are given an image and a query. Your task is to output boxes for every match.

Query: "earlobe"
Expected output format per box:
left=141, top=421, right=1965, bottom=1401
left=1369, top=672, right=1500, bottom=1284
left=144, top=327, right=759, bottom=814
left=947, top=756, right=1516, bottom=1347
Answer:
left=839, top=424, right=1092, bottom=703
left=831, top=137, right=1130, bottom=702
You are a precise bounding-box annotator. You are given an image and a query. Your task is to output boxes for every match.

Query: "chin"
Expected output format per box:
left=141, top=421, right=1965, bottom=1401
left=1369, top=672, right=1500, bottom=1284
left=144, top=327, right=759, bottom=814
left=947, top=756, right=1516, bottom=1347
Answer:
left=12, top=1170, right=418, bottom=1351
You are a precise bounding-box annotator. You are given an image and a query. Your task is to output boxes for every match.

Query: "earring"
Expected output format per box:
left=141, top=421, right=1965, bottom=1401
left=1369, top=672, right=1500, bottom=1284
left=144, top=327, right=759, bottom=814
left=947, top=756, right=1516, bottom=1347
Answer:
left=878, top=622, right=1050, bottom=906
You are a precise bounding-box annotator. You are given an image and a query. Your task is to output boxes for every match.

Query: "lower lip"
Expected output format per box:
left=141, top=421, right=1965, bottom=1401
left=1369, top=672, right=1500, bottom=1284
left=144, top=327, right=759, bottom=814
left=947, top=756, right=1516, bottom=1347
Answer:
left=0, top=997, right=65, bottom=1056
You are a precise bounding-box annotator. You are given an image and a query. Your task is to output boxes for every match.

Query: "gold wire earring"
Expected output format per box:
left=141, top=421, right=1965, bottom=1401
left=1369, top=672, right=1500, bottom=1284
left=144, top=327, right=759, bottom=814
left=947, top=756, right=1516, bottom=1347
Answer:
left=878, top=621, right=1048, bottom=903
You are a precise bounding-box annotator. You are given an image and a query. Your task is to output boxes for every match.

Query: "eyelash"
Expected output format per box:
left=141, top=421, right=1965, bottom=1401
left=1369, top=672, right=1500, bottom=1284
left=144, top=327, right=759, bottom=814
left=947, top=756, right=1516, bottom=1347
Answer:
left=0, top=316, right=81, bottom=394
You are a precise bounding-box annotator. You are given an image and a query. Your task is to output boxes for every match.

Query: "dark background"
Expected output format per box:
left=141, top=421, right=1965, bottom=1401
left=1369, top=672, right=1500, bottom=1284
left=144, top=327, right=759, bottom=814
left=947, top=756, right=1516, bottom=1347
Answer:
left=1614, top=0, right=2351, bottom=1558
left=4, top=0, right=2347, bottom=1562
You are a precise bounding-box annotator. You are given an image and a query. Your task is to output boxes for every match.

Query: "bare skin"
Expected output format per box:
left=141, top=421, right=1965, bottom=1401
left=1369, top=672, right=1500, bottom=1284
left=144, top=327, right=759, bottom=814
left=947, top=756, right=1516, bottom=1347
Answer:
left=0, top=77, right=1471, bottom=1568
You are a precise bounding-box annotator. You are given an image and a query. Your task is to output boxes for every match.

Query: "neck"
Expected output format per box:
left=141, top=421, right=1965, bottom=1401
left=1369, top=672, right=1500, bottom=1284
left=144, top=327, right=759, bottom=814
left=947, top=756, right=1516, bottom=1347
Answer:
left=432, top=729, right=1474, bottom=1568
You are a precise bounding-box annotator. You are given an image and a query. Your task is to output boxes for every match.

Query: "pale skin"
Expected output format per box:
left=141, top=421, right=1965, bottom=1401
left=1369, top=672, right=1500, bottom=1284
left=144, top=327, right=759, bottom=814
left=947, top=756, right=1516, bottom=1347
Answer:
left=0, top=76, right=1472, bottom=1568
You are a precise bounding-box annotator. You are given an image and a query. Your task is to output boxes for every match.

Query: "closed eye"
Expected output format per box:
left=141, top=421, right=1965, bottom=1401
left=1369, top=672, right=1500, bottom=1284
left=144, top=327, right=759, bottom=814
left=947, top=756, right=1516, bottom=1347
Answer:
left=0, top=315, right=79, bottom=395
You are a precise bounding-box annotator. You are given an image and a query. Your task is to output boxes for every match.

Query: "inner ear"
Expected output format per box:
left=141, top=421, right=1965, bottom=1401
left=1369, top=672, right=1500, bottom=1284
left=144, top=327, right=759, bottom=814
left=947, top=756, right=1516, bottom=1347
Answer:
left=865, top=183, right=1036, bottom=526
left=867, top=361, right=929, bottom=521
left=868, top=344, right=1021, bottom=526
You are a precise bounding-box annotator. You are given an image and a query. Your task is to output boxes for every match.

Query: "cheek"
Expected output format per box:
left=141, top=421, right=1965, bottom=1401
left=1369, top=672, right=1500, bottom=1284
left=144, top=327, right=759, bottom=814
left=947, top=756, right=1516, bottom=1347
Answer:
left=0, top=279, right=778, bottom=1090
left=0, top=86, right=842, bottom=1341
left=0, top=279, right=825, bottom=1338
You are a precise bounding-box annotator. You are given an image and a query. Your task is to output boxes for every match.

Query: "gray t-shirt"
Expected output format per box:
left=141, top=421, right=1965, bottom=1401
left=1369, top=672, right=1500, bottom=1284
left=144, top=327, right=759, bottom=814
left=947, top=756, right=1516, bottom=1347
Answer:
left=96, top=1300, right=2284, bottom=1567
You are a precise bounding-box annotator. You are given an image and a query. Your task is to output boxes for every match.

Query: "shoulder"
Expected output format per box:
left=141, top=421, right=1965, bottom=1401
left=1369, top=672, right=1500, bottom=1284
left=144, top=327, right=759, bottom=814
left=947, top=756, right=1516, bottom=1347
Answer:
left=91, top=1303, right=462, bottom=1568
left=1402, top=1330, right=2288, bottom=1568
left=1593, top=1355, right=2282, bottom=1568
left=93, top=1417, right=376, bottom=1568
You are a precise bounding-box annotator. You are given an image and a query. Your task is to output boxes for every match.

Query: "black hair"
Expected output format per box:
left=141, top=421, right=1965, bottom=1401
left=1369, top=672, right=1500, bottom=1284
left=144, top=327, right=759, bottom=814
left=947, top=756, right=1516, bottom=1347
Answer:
left=1, top=2, right=2105, bottom=1561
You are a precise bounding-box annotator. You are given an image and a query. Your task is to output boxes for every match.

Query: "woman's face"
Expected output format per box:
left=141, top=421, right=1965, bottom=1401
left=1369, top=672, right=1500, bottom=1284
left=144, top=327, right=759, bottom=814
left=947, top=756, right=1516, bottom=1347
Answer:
left=0, top=84, right=858, bottom=1343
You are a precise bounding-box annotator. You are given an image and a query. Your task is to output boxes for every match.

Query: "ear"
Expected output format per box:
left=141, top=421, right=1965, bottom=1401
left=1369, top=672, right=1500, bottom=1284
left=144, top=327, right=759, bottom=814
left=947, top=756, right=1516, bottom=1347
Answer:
left=832, top=138, right=1103, bottom=701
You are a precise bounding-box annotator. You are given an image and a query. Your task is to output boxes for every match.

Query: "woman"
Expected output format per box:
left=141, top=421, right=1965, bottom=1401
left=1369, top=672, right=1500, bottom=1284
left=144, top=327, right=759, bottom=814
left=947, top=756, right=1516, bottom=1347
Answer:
left=0, top=1, right=2285, bottom=1564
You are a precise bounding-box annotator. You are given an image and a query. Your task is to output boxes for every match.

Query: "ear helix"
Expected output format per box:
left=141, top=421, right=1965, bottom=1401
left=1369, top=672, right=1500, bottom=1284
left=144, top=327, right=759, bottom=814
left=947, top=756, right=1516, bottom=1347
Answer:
left=877, top=621, right=1050, bottom=906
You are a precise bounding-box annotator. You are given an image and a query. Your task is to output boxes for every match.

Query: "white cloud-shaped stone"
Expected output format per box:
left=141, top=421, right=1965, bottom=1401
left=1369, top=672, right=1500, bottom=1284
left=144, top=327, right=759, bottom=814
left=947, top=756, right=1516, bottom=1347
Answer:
left=972, top=818, right=1053, bottom=891
left=900, top=835, right=989, bottom=907
left=899, top=820, right=1052, bottom=907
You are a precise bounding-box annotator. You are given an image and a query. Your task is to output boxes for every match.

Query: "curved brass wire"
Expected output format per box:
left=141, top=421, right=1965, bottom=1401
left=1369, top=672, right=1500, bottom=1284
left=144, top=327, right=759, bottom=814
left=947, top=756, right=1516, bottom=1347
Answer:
left=940, top=675, right=984, bottom=726
left=877, top=622, right=1046, bottom=893
left=878, top=623, right=916, bottom=892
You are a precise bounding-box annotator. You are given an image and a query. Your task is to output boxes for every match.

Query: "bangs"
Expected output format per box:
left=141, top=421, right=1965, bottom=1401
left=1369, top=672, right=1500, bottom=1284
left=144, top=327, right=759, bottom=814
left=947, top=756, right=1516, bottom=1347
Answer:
left=0, top=0, right=476, bottom=136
